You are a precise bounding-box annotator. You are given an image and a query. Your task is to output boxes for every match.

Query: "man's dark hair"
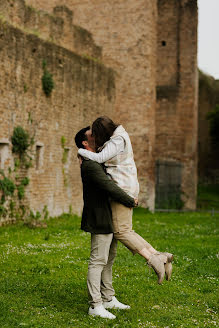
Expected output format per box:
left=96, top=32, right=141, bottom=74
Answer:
left=74, top=126, right=90, bottom=149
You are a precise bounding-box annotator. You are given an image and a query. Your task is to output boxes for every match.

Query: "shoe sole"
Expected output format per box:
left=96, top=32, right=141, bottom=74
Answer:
left=104, top=306, right=130, bottom=310
left=148, top=263, right=165, bottom=285
left=89, top=313, right=116, bottom=319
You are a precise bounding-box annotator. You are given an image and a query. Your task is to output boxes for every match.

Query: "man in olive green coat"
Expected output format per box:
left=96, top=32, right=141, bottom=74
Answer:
left=75, top=127, right=136, bottom=319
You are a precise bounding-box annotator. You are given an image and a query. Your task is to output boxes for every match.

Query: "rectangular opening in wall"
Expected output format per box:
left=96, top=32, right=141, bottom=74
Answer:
left=155, top=160, right=183, bottom=209
left=36, top=143, right=43, bottom=170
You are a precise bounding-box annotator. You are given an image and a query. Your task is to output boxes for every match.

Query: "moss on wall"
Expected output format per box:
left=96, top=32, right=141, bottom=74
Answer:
left=198, top=70, right=219, bottom=181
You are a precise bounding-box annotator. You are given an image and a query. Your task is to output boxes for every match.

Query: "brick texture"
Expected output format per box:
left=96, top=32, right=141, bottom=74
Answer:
left=198, top=72, right=219, bottom=183
left=0, top=3, right=115, bottom=223
left=0, top=0, right=198, bottom=222
left=156, top=0, right=198, bottom=209
left=26, top=0, right=158, bottom=209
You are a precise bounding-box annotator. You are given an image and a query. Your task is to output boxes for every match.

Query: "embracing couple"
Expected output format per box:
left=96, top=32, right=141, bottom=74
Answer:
left=74, top=116, right=173, bottom=320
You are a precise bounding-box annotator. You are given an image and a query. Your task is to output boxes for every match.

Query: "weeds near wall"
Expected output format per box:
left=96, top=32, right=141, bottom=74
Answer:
left=61, top=136, right=68, bottom=187
left=0, top=124, right=30, bottom=219
left=207, top=104, right=219, bottom=151
left=42, top=60, right=54, bottom=97
left=12, top=126, right=30, bottom=157
left=0, top=126, right=48, bottom=226
left=0, top=170, right=15, bottom=204
left=11, top=126, right=33, bottom=168
left=0, top=168, right=30, bottom=221
left=155, top=193, right=184, bottom=210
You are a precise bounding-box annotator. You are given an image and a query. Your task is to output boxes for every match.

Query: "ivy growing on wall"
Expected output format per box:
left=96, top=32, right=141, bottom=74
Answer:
left=0, top=125, right=48, bottom=225
left=11, top=126, right=33, bottom=168
left=61, top=136, right=68, bottom=187
left=0, top=126, right=32, bottom=221
left=0, top=169, right=30, bottom=221
left=42, top=60, right=54, bottom=97
left=12, top=126, right=30, bottom=157
left=0, top=170, right=15, bottom=204
left=207, top=104, right=219, bottom=151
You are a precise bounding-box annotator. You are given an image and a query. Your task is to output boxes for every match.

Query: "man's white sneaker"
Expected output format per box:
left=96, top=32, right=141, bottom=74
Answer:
left=88, top=304, right=116, bottom=319
left=103, top=296, right=130, bottom=310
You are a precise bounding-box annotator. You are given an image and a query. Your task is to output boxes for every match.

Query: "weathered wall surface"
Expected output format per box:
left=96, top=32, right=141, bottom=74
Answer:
left=0, top=0, right=101, bottom=59
left=1, top=0, right=198, bottom=215
left=156, top=0, right=198, bottom=209
left=198, top=71, right=219, bottom=182
left=0, top=14, right=115, bottom=223
left=26, top=0, right=158, bottom=210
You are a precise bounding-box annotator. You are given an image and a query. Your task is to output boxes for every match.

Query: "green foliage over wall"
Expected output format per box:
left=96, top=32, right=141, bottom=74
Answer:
left=207, top=104, right=219, bottom=150
left=12, top=126, right=30, bottom=157
left=0, top=125, right=47, bottom=224
left=11, top=126, right=33, bottom=169
left=42, top=60, right=54, bottom=97
left=61, top=136, right=68, bottom=187
left=17, top=178, right=30, bottom=201
left=0, top=170, right=15, bottom=204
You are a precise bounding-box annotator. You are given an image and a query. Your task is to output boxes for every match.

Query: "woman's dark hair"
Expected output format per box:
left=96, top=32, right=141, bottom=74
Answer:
left=92, top=116, right=119, bottom=150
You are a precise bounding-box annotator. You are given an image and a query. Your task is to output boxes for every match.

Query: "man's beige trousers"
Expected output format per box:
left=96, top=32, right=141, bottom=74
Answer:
left=111, top=201, right=152, bottom=254
left=87, top=233, right=117, bottom=308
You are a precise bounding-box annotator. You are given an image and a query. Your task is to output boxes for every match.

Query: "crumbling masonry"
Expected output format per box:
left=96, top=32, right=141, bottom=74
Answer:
left=0, top=0, right=198, bottom=224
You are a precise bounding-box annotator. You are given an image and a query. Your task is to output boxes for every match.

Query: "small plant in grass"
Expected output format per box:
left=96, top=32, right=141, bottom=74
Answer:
left=24, top=209, right=47, bottom=229
left=43, top=205, right=49, bottom=220
left=30, top=210, right=41, bottom=220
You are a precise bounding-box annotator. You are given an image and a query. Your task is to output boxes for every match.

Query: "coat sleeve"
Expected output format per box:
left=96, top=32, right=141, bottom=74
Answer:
left=78, top=136, right=124, bottom=163
left=84, top=161, right=135, bottom=208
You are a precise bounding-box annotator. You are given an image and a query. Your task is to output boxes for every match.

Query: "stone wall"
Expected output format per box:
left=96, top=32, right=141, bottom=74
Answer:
left=0, top=0, right=101, bottom=59
left=1, top=0, right=198, bottom=215
left=198, top=71, right=219, bottom=182
left=26, top=0, right=158, bottom=210
left=156, top=0, right=198, bottom=209
left=0, top=10, right=115, bottom=223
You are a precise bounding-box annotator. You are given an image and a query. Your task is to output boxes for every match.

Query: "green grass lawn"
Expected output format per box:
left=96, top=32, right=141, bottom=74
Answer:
left=0, top=208, right=218, bottom=328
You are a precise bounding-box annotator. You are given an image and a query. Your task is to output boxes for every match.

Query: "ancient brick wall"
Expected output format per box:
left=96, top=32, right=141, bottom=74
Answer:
left=1, top=0, right=198, bottom=214
left=0, top=6, right=115, bottom=223
left=26, top=0, right=158, bottom=210
left=0, top=0, right=101, bottom=59
left=198, top=71, right=219, bottom=182
left=156, top=0, right=198, bottom=209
